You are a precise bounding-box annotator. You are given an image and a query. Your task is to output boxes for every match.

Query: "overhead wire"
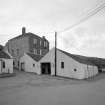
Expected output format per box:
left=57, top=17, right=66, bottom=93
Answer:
left=57, top=0, right=105, bottom=53
left=58, top=1, right=105, bottom=33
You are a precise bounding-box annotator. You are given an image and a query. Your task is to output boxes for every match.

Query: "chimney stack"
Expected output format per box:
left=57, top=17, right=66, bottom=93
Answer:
left=22, top=27, right=26, bottom=35
left=42, top=36, right=45, bottom=39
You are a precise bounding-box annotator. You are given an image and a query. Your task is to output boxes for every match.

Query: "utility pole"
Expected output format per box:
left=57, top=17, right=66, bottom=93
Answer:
left=55, top=31, right=57, bottom=76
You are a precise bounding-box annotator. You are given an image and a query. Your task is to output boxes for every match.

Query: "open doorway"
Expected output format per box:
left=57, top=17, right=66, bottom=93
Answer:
left=98, top=66, right=102, bottom=73
left=21, top=62, right=25, bottom=71
left=41, top=63, right=51, bottom=75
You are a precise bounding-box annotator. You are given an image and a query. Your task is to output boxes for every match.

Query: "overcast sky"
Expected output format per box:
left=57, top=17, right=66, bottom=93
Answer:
left=0, top=0, right=105, bottom=58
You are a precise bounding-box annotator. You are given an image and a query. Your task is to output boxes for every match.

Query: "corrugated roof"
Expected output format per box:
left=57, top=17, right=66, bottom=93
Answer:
left=27, top=53, right=43, bottom=62
left=59, top=49, right=95, bottom=66
left=0, top=51, right=11, bottom=59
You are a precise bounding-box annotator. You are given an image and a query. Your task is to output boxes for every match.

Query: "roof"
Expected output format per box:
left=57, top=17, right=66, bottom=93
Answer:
left=58, top=49, right=96, bottom=66
left=9, top=32, right=48, bottom=42
left=58, top=49, right=105, bottom=67
left=27, top=53, right=43, bottom=62
left=87, top=57, right=105, bottom=68
left=0, top=51, right=11, bottom=59
left=0, top=45, right=4, bottom=51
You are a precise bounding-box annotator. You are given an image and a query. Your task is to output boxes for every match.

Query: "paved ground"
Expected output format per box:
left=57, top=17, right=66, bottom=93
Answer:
left=0, top=70, right=105, bottom=105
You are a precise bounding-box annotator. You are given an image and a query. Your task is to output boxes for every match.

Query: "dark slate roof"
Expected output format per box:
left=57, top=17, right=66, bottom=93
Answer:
left=27, top=53, right=43, bottom=62
left=0, top=45, right=4, bottom=51
left=9, top=32, right=48, bottom=42
left=87, top=57, right=105, bottom=68
left=58, top=49, right=96, bottom=66
left=0, top=51, right=11, bottom=59
left=59, top=49, right=105, bottom=67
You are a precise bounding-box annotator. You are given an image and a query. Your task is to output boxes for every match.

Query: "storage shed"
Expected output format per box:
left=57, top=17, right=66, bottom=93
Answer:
left=19, top=53, right=43, bottom=74
left=39, top=48, right=98, bottom=79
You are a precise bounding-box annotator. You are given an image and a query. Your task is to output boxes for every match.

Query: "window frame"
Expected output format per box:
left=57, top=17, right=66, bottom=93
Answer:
left=33, top=38, right=37, bottom=44
left=33, top=49, right=37, bottom=54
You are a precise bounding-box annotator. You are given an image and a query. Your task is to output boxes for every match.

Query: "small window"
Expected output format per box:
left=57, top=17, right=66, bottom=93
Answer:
left=40, top=40, right=42, bottom=46
left=33, top=39, right=37, bottom=44
left=44, top=41, right=47, bottom=48
left=33, top=64, right=35, bottom=67
left=74, top=69, right=77, bottom=72
left=40, top=49, right=42, bottom=55
left=2, top=61, right=5, bottom=68
left=61, top=62, right=64, bottom=68
left=33, top=49, right=37, bottom=54
left=13, top=61, right=15, bottom=66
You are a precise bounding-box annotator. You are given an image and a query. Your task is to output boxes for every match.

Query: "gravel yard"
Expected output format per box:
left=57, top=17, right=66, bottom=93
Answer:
left=0, top=70, right=105, bottom=105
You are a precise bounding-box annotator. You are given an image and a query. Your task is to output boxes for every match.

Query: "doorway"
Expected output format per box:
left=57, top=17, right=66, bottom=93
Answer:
left=21, top=62, right=25, bottom=71
left=41, top=63, right=51, bottom=75
left=98, top=66, right=102, bottom=73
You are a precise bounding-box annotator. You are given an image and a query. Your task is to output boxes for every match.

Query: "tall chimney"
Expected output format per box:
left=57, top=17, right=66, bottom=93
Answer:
left=22, top=27, right=26, bottom=35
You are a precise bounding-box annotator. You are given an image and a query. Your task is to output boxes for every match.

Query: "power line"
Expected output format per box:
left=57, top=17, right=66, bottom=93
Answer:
left=58, top=1, right=105, bottom=33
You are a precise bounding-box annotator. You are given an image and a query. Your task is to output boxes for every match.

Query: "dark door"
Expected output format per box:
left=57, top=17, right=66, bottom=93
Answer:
left=41, top=63, right=51, bottom=75
left=21, top=62, right=25, bottom=71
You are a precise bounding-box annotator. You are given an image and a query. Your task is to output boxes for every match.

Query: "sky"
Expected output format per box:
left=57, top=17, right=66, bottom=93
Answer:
left=0, top=0, right=105, bottom=58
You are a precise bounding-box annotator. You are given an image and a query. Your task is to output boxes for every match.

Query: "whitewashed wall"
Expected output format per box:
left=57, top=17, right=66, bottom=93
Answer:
left=56, top=50, right=85, bottom=79
left=40, top=48, right=84, bottom=79
left=1, top=59, right=13, bottom=74
left=40, top=48, right=98, bottom=79
left=20, top=54, right=40, bottom=74
left=82, top=64, right=98, bottom=79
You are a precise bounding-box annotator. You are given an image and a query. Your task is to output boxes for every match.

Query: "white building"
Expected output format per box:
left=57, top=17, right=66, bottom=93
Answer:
left=39, top=48, right=98, bottom=79
left=0, top=51, right=13, bottom=74
left=19, top=53, right=42, bottom=74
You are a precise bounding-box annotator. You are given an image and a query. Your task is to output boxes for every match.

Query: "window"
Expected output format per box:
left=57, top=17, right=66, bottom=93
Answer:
left=44, top=41, right=46, bottom=47
left=13, top=61, right=14, bottom=65
left=40, top=49, right=42, bottom=55
left=33, top=64, right=35, bottom=67
left=61, top=62, right=64, bottom=69
left=44, top=41, right=48, bottom=48
left=33, top=49, right=37, bottom=54
left=2, top=61, right=5, bottom=68
left=33, top=39, right=37, bottom=44
left=45, top=42, right=48, bottom=47
left=74, top=69, right=77, bottom=72
left=40, top=40, right=42, bottom=46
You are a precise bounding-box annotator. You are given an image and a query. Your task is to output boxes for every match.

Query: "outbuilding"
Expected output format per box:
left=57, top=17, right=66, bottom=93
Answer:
left=39, top=48, right=98, bottom=79
left=0, top=51, right=13, bottom=74
left=19, top=53, right=42, bottom=74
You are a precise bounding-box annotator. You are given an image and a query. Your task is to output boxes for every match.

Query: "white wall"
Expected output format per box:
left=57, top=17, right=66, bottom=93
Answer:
left=82, top=64, right=98, bottom=79
left=40, top=48, right=98, bottom=79
left=20, top=53, right=40, bottom=74
left=1, top=59, right=13, bottom=74
left=40, top=48, right=85, bottom=79
left=56, top=50, right=85, bottom=79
